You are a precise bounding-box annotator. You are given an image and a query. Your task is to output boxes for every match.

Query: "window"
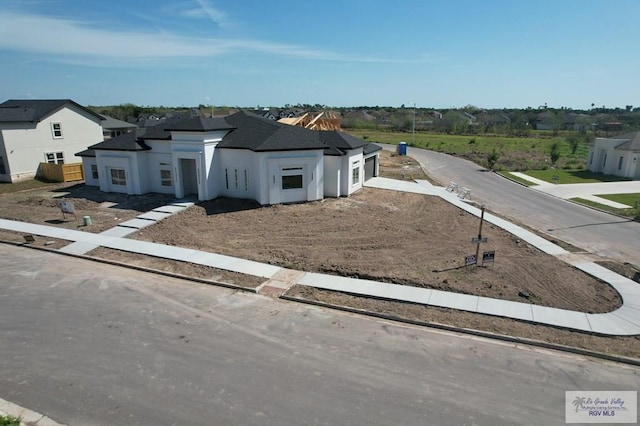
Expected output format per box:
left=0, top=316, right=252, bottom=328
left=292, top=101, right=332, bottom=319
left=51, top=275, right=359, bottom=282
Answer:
left=244, top=170, right=248, bottom=191
left=225, top=168, right=229, bottom=190
left=91, top=164, right=98, bottom=179
left=282, top=174, right=303, bottom=189
left=0, top=156, right=5, bottom=174
left=45, top=152, right=64, bottom=164
left=110, top=168, right=126, bottom=186
left=51, top=122, right=63, bottom=138
left=352, top=160, right=360, bottom=185
left=160, top=169, right=172, bottom=186
left=618, top=156, right=624, bottom=170
left=234, top=168, right=238, bottom=190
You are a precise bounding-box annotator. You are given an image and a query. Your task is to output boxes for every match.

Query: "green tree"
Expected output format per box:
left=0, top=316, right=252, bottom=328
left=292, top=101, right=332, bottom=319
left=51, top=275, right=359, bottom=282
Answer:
left=487, top=148, right=499, bottom=170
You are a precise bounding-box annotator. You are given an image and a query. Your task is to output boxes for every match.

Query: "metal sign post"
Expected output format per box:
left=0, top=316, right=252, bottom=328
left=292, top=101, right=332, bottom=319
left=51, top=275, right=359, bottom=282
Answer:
left=474, top=205, right=486, bottom=267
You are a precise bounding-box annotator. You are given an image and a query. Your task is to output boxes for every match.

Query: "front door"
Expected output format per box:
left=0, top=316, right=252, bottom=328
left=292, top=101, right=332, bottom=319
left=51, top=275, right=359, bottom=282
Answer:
left=180, top=158, right=198, bottom=198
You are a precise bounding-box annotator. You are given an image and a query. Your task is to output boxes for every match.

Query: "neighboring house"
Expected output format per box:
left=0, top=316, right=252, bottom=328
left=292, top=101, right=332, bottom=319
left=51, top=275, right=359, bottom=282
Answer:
left=0, top=99, right=104, bottom=182
left=77, top=110, right=381, bottom=205
left=587, top=130, right=640, bottom=179
left=100, top=115, right=138, bottom=139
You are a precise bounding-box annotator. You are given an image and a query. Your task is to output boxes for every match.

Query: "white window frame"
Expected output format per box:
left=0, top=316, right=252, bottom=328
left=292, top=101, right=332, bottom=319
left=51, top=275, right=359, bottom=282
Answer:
left=0, top=155, right=6, bottom=174
left=51, top=122, right=63, bottom=139
left=618, top=156, right=624, bottom=170
left=352, top=160, right=361, bottom=185
left=45, top=151, right=65, bottom=165
left=91, top=164, right=98, bottom=179
left=160, top=169, right=172, bottom=187
left=110, top=168, right=126, bottom=186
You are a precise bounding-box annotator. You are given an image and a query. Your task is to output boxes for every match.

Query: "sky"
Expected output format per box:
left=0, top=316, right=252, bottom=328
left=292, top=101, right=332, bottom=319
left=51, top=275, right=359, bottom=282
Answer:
left=1, top=0, right=639, bottom=109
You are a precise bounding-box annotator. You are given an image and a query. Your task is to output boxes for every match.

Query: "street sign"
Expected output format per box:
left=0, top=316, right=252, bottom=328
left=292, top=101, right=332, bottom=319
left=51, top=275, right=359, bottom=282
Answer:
left=471, top=237, right=488, bottom=243
left=465, top=254, right=476, bottom=266
left=482, top=251, right=495, bottom=264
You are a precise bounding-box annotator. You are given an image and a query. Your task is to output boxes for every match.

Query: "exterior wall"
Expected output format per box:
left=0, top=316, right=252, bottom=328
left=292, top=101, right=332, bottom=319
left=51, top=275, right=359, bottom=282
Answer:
left=588, top=138, right=637, bottom=178
left=340, top=149, right=364, bottom=196
left=145, top=140, right=174, bottom=194
left=170, top=130, right=228, bottom=201
left=0, top=131, right=9, bottom=182
left=0, top=105, right=102, bottom=182
left=257, top=150, right=324, bottom=205
left=81, top=157, right=99, bottom=187
left=216, top=149, right=259, bottom=201
left=95, top=151, right=142, bottom=194
left=323, top=155, right=342, bottom=197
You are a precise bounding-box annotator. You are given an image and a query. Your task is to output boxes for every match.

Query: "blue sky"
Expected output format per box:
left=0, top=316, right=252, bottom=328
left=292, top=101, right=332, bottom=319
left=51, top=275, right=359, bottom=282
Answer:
left=1, top=0, right=639, bottom=109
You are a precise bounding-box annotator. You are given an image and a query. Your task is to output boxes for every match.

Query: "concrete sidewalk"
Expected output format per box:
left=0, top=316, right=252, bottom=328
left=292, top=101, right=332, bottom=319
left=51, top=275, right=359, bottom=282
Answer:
left=1, top=178, right=639, bottom=335
left=509, top=172, right=640, bottom=208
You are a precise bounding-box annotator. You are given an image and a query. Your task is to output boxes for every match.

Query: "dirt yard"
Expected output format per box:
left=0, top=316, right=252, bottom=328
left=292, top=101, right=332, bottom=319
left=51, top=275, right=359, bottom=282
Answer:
left=1, top=151, right=638, bottom=359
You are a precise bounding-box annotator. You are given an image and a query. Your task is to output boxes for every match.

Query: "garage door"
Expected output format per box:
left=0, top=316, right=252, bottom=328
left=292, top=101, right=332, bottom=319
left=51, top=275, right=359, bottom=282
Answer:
left=364, top=156, right=376, bottom=180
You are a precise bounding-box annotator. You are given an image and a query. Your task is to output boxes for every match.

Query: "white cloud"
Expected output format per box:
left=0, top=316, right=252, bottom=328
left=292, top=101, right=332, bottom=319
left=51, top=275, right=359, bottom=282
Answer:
left=0, top=10, right=432, bottom=66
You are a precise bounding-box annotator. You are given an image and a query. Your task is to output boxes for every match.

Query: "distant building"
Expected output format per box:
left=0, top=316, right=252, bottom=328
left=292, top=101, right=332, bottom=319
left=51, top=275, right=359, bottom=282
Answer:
left=587, top=130, right=640, bottom=179
left=0, top=99, right=103, bottom=182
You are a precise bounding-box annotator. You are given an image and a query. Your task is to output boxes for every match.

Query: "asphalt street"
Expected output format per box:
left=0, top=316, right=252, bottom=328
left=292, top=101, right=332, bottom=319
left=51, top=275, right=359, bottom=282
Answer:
left=1, top=246, right=638, bottom=425
left=399, top=145, right=640, bottom=265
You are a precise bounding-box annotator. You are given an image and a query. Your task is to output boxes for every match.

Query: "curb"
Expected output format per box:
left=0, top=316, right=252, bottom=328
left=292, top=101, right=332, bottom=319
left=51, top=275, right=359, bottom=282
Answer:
left=4, top=239, right=640, bottom=366
left=0, top=398, right=66, bottom=426
left=280, top=294, right=640, bottom=368
left=0, top=240, right=262, bottom=294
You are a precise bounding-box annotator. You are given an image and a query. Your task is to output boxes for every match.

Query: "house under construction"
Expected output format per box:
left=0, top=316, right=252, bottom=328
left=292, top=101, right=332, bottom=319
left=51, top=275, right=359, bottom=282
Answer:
left=278, top=111, right=342, bottom=131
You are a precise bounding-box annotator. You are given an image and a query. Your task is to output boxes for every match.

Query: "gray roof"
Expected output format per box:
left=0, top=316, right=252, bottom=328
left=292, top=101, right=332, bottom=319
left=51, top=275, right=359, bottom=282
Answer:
left=85, top=110, right=379, bottom=156
left=101, top=114, right=138, bottom=130
left=78, top=129, right=150, bottom=157
left=0, top=99, right=104, bottom=123
left=219, top=111, right=328, bottom=151
left=613, top=130, right=640, bottom=152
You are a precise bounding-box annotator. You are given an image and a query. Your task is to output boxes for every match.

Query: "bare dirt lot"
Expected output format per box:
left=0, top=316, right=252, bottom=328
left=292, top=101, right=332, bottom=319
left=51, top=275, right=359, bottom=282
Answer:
left=1, top=151, right=638, bottom=359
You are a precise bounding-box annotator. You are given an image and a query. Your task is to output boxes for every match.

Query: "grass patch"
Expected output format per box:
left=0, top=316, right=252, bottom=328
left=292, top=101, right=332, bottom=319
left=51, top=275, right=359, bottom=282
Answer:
left=0, top=178, right=60, bottom=194
left=596, top=193, right=640, bottom=207
left=346, top=129, right=584, bottom=171
left=524, top=169, right=632, bottom=184
left=571, top=197, right=639, bottom=219
left=0, top=414, right=21, bottom=426
left=499, top=172, right=535, bottom=186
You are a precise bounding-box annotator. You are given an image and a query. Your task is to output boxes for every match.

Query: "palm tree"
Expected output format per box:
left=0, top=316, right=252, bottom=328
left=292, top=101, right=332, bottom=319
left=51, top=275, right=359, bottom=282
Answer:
left=573, top=396, right=586, bottom=413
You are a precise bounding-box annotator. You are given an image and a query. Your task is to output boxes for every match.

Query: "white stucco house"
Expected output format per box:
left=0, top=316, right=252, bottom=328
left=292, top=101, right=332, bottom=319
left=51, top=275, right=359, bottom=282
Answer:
left=587, top=131, right=640, bottom=180
left=0, top=99, right=104, bottom=182
left=77, top=110, right=381, bottom=205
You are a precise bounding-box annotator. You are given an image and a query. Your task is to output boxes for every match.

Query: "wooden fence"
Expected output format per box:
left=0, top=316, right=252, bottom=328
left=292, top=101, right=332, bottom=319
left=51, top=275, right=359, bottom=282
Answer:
left=38, top=162, right=84, bottom=182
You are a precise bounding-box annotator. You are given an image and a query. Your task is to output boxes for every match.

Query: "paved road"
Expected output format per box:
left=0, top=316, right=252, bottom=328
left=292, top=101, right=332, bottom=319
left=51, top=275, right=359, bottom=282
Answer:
left=397, top=145, right=640, bottom=265
left=2, top=246, right=639, bottom=425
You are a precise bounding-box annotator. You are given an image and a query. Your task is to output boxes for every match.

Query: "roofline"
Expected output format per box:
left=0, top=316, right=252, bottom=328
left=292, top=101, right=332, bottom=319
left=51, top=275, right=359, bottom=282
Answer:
left=1, top=99, right=105, bottom=123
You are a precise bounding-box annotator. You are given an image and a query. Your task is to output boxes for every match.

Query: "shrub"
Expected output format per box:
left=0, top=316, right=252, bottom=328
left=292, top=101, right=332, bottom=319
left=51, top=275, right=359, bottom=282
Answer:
left=0, top=414, right=21, bottom=426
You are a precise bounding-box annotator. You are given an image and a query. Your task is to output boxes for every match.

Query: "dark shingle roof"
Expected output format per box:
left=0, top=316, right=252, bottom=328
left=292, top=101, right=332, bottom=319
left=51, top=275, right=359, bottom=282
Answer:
left=83, top=110, right=377, bottom=157
left=319, top=131, right=368, bottom=156
left=86, top=129, right=150, bottom=152
left=0, top=99, right=104, bottom=123
left=163, top=116, right=235, bottom=132
left=218, top=111, right=328, bottom=151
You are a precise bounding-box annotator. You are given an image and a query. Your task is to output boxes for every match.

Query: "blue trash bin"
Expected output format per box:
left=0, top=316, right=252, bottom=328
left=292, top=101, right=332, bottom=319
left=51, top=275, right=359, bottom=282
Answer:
left=397, top=142, right=407, bottom=155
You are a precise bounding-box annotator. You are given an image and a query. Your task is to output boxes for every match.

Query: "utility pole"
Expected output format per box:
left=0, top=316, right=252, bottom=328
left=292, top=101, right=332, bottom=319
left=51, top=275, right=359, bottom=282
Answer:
left=474, top=205, right=486, bottom=266
left=412, top=102, right=416, bottom=146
